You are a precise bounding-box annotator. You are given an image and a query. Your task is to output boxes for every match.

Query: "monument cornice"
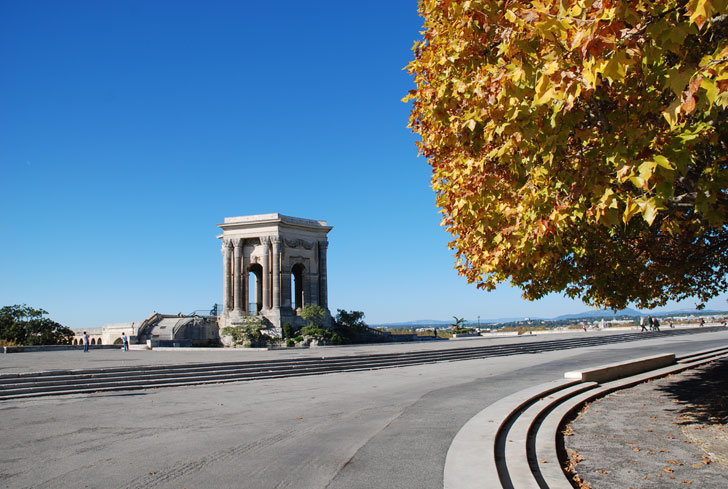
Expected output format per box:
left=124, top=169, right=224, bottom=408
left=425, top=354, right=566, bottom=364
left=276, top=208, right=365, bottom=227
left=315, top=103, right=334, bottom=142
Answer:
left=217, top=213, right=333, bottom=234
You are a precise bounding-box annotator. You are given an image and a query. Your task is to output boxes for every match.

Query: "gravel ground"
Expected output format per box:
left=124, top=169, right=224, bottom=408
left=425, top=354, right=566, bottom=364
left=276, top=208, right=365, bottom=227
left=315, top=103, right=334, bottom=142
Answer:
left=565, top=357, right=728, bottom=488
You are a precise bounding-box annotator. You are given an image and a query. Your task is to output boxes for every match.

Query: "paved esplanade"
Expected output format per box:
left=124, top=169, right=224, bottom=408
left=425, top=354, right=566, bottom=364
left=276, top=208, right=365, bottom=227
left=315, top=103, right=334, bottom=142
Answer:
left=2, top=329, right=727, bottom=489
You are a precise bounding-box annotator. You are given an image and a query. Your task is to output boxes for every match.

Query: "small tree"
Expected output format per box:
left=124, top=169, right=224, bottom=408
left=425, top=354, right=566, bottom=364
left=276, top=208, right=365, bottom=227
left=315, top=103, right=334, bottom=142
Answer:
left=0, top=305, right=73, bottom=345
left=335, top=309, right=367, bottom=330
left=451, top=316, right=471, bottom=334
left=301, top=304, right=327, bottom=327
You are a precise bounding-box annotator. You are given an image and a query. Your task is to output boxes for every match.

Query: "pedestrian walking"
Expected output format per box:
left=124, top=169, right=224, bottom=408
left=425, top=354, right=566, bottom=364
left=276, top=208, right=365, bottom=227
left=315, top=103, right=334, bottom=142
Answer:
left=648, top=315, right=654, bottom=331
left=640, top=317, right=647, bottom=332
left=653, top=317, right=660, bottom=331
left=121, top=332, right=129, bottom=352
left=700, top=318, right=705, bottom=327
left=82, top=332, right=89, bottom=353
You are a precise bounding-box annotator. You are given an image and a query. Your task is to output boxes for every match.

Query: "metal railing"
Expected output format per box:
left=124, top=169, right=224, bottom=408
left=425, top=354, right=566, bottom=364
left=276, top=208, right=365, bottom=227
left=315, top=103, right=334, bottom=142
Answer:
left=188, top=304, right=223, bottom=317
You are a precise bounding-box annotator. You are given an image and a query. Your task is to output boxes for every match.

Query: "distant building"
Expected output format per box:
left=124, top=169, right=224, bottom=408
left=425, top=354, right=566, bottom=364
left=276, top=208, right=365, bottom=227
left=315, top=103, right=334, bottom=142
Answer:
left=72, top=314, right=219, bottom=347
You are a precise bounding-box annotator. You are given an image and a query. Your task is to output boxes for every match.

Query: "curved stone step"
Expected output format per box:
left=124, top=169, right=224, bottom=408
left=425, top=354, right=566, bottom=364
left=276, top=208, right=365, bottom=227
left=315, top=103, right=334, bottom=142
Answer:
left=444, top=345, right=728, bottom=489
left=443, top=379, right=581, bottom=489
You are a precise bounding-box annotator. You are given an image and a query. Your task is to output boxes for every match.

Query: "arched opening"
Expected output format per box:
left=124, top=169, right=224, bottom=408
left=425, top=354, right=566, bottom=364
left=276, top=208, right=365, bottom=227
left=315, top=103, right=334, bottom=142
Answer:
left=90, top=338, right=96, bottom=345
left=291, top=263, right=305, bottom=312
left=114, top=338, right=123, bottom=345
left=248, top=263, right=263, bottom=314
left=73, top=339, right=78, bottom=345
left=97, top=338, right=102, bottom=345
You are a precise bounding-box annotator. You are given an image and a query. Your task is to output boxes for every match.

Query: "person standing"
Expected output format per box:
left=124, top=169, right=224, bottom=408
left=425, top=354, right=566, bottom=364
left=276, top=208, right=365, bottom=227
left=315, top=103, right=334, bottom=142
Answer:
left=82, top=332, right=89, bottom=353
left=121, top=332, right=129, bottom=352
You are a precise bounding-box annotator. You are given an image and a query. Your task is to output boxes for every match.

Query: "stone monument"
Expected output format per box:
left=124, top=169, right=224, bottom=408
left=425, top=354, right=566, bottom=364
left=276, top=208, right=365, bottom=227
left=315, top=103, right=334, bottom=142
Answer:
left=217, top=213, right=332, bottom=333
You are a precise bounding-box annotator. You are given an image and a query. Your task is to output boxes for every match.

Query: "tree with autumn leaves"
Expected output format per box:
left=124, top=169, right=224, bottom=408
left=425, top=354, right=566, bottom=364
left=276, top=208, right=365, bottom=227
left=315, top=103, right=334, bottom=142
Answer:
left=405, top=0, right=728, bottom=310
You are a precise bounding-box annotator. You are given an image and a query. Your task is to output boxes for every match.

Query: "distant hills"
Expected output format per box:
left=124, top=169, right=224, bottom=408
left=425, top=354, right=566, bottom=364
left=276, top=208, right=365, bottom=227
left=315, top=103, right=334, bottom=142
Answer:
left=552, top=307, right=642, bottom=320
left=373, top=308, right=726, bottom=328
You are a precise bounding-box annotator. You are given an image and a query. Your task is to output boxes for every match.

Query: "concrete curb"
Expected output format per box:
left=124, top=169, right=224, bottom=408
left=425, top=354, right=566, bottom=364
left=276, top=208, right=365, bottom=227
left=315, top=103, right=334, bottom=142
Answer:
left=443, top=346, right=728, bottom=489
left=3, top=345, right=121, bottom=353
left=443, top=379, right=581, bottom=489
left=563, top=353, right=675, bottom=383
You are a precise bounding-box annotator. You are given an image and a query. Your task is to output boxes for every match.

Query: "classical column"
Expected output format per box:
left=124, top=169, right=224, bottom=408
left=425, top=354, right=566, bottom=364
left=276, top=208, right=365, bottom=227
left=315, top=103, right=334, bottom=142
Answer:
left=222, top=240, right=232, bottom=312
left=309, top=271, right=320, bottom=306
left=233, top=239, right=243, bottom=314
left=261, top=236, right=271, bottom=310
left=318, top=240, right=329, bottom=309
left=281, top=268, right=292, bottom=308
left=242, top=245, right=249, bottom=314
left=271, top=237, right=281, bottom=309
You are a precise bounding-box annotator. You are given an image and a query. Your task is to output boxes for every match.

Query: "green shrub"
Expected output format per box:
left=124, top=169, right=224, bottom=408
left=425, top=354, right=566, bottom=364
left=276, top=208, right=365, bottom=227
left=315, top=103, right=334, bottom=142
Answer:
left=300, top=324, right=332, bottom=341
left=282, top=322, right=299, bottom=339
left=222, top=316, right=268, bottom=347
left=286, top=338, right=295, bottom=347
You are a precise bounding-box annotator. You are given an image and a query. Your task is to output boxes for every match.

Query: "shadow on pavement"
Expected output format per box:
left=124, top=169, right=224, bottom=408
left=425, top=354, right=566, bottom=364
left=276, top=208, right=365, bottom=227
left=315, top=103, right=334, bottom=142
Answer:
left=657, top=357, right=728, bottom=427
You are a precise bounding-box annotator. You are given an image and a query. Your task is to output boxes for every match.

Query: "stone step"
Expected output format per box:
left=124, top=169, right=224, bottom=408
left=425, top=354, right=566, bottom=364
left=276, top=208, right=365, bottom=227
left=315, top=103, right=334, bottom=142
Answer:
left=443, top=344, right=728, bottom=489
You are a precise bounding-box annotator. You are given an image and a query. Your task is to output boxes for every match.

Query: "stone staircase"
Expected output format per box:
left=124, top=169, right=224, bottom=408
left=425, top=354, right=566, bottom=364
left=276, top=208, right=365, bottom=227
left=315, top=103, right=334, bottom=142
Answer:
left=0, top=327, right=723, bottom=402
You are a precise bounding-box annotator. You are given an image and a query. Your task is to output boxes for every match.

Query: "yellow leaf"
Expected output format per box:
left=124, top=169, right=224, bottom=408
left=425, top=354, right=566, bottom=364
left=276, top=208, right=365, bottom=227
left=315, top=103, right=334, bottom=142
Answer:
left=617, top=165, right=633, bottom=182
left=653, top=155, right=675, bottom=170
left=629, top=176, right=646, bottom=189
left=639, top=198, right=664, bottom=226
left=638, top=160, right=657, bottom=180
left=663, top=99, right=681, bottom=128
left=602, top=50, right=631, bottom=83
left=623, top=198, right=640, bottom=224
left=533, top=74, right=555, bottom=105
left=701, top=78, right=719, bottom=105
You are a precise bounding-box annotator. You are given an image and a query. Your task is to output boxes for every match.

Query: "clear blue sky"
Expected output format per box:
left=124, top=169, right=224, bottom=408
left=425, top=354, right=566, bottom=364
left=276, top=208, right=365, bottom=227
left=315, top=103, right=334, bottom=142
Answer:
left=1, top=1, right=725, bottom=329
